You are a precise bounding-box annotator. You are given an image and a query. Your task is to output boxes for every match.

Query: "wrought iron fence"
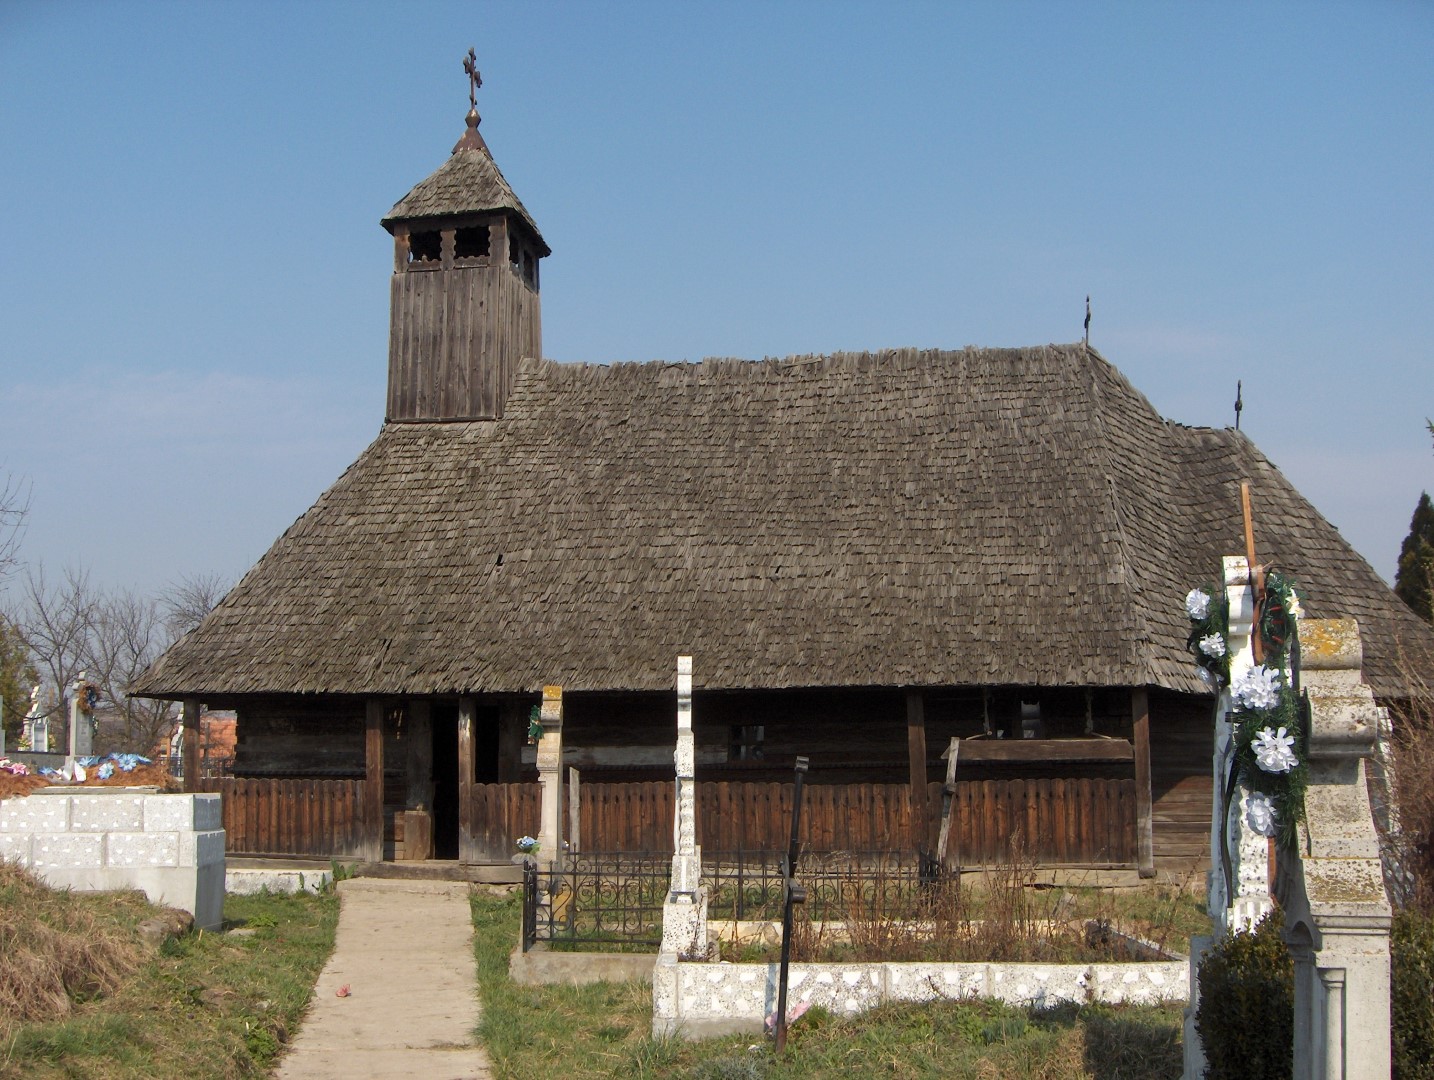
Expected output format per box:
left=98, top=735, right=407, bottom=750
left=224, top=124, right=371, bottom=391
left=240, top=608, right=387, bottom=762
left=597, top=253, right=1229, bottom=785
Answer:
left=521, top=851, right=671, bottom=952
left=702, top=849, right=943, bottom=923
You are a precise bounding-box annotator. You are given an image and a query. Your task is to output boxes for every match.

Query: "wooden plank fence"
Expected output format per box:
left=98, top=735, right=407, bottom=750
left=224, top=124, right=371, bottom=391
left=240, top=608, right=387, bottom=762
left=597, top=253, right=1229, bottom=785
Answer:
left=469, top=778, right=1136, bottom=866
left=195, top=778, right=367, bottom=858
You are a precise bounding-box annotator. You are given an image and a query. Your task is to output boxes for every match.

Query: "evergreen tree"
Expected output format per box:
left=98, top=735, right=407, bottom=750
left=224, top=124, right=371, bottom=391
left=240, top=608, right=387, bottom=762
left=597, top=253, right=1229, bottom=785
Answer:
left=0, top=616, right=38, bottom=746
left=1395, top=492, right=1434, bottom=624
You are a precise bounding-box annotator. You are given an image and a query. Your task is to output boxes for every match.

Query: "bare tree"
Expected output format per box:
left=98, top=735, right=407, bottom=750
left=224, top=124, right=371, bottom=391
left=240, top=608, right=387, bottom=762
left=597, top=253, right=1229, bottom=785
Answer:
left=161, top=572, right=230, bottom=640
left=0, top=471, right=28, bottom=583
left=15, top=566, right=224, bottom=756
left=17, top=565, right=95, bottom=746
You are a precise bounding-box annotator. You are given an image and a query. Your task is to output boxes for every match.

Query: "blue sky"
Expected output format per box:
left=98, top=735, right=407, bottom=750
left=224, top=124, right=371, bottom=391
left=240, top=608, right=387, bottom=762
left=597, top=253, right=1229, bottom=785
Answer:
left=1, top=1, right=1431, bottom=599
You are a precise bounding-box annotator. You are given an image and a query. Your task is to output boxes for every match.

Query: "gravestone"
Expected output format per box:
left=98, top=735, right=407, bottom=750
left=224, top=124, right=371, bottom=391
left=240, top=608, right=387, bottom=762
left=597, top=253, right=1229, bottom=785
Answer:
left=1277, top=619, right=1391, bottom=1080
left=661, top=655, right=710, bottom=959
left=536, top=685, right=564, bottom=869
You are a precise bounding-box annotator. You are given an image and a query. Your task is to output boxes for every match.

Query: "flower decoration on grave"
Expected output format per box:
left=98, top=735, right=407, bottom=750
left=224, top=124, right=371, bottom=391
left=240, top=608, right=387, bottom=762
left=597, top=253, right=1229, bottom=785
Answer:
left=1251, top=726, right=1299, bottom=774
left=526, top=705, right=543, bottom=746
left=76, top=681, right=100, bottom=715
left=1244, top=791, right=1278, bottom=838
left=515, top=835, right=539, bottom=854
left=1186, top=569, right=1309, bottom=848
left=1185, top=585, right=1231, bottom=687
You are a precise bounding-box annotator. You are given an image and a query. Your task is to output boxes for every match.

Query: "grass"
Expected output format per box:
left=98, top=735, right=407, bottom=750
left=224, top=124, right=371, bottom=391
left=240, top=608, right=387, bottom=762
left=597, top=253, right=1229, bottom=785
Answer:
left=473, top=890, right=1187, bottom=1079
left=0, top=865, right=337, bottom=1080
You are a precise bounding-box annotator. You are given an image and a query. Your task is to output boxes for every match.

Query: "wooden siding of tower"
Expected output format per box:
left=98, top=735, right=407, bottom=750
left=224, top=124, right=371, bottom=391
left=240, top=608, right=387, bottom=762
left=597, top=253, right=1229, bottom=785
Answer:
left=387, top=262, right=541, bottom=421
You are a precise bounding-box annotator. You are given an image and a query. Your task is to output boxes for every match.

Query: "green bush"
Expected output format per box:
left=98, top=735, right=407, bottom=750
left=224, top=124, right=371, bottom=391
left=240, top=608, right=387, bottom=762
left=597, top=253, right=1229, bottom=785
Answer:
left=1195, top=910, right=1293, bottom=1080
left=1394, top=909, right=1434, bottom=1080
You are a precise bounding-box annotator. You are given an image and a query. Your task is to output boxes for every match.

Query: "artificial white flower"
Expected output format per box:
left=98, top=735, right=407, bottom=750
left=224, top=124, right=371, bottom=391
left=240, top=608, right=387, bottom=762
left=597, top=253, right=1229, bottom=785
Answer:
left=1196, top=666, right=1218, bottom=690
left=1186, top=588, right=1212, bottom=620
left=1198, top=633, right=1227, bottom=658
left=1252, top=726, right=1299, bottom=774
left=1233, top=665, right=1281, bottom=711
left=1245, top=792, right=1278, bottom=838
left=1287, top=589, right=1302, bottom=619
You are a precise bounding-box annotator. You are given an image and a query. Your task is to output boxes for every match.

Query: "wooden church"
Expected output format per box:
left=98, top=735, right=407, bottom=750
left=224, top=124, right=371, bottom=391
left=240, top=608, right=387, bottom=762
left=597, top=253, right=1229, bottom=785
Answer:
left=134, top=69, right=1434, bottom=874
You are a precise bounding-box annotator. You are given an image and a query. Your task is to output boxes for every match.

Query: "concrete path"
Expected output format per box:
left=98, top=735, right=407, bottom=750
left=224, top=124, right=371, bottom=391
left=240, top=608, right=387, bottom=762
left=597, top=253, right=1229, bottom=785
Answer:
left=273, top=878, right=493, bottom=1079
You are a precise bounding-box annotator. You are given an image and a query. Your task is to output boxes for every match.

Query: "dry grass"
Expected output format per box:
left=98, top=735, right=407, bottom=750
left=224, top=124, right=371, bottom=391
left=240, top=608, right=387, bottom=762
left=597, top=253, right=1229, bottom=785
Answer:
left=741, top=854, right=1205, bottom=965
left=0, top=862, right=151, bottom=1030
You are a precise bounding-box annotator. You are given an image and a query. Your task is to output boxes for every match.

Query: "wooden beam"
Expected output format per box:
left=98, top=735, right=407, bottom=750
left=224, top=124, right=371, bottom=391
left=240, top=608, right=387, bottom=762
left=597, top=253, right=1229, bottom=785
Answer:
left=364, top=699, right=384, bottom=863
left=181, top=698, right=200, bottom=793
left=1132, top=688, right=1155, bottom=878
left=458, top=697, right=475, bottom=863
left=906, top=690, right=929, bottom=851
left=948, top=739, right=1135, bottom=764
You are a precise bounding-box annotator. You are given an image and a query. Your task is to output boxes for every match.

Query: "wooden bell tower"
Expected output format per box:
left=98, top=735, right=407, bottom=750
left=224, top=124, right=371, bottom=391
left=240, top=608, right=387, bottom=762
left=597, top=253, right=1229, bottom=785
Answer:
left=381, top=54, right=549, bottom=422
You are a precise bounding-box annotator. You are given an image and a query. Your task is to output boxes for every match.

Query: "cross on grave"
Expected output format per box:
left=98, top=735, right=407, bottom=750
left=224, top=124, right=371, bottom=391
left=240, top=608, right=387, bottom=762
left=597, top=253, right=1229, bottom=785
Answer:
left=463, top=47, right=481, bottom=109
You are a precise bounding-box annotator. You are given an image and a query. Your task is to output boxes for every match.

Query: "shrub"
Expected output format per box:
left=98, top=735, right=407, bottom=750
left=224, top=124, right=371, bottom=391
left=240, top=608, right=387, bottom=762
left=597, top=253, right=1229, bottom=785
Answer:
left=1394, top=908, right=1434, bottom=1080
left=1195, top=910, right=1293, bottom=1080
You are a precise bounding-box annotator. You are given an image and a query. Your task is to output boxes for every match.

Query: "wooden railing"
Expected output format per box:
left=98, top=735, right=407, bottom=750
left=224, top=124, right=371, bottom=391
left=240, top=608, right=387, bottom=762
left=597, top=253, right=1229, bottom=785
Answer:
left=195, top=778, right=368, bottom=858
left=469, top=778, right=1136, bottom=866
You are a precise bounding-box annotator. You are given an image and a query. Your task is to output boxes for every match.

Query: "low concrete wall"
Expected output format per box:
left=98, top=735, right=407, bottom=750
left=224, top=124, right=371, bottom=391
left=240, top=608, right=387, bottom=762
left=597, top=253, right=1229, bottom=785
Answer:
left=509, top=945, right=656, bottom=986
left=0, top=787, right=225, bottom=929
left=653, top=953, right=1188, bottom=1037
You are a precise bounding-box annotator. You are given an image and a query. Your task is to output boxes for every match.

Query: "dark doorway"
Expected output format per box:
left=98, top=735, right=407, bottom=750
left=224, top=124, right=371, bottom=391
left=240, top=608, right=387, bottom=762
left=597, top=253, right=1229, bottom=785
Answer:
left=431, top=705, right=459, bottom=859
left=474, top=704, right=500, bottom=783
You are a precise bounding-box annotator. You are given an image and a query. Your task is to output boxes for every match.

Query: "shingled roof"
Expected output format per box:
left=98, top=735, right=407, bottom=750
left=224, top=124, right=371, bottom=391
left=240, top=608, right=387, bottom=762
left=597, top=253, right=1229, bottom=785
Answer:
left=381, top=120, right=548, bottom=253
left=134, top=345, right=1433, bottom=701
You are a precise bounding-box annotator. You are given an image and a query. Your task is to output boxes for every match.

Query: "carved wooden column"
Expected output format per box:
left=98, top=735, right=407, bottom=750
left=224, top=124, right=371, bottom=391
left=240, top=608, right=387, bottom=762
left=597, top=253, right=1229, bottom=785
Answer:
left=458, top=696, right=475, bottom=862
left=906, top=690, right=929, bottom=851
left=181, top=698, right=201, bottom=792
left=364, top=699, right=384, bottom=862
left=1131, top=687, right=1155, bottom=878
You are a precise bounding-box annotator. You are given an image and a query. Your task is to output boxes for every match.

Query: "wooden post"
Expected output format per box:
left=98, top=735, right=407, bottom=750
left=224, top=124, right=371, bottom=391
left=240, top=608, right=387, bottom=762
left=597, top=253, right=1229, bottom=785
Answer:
left=365, top=699, right=384, bottom=863
left=181, top=698, right=201, bottom=792
left=1132, top=687, right=1155, bottom=878
left=568, top=767, right=581, bottom=855
left=906, top=690, right=929, bottom=851
left=458, top=697, right=475, bottom=863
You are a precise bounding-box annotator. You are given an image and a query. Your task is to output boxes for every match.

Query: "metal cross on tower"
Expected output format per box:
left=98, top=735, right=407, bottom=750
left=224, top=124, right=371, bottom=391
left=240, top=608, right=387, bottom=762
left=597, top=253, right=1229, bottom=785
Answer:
left=464, top=47, right=482, bottom=109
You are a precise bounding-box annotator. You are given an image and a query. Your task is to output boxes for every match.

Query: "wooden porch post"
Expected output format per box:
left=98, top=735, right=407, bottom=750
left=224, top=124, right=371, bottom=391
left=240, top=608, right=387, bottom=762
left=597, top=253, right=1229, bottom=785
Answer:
left=1132, top=687, right=1155, bottom=878
left=906, top=690, right=929, bottom=851
left=365, top=699, right=384, bottom=862
left=458, top=697, right=475, bottom=863
left=181, top=698, right=201, bottom=792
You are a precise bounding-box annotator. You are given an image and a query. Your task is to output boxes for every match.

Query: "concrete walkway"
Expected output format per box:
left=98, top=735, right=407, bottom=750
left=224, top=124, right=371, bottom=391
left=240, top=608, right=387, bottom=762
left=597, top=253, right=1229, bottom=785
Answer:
left=274, top=878, right=492, bottom=1079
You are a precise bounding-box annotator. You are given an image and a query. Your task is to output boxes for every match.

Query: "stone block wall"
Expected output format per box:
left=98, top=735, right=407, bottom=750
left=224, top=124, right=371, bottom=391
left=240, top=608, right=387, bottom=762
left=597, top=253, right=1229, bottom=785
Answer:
left=652, top=955, right=1188, bottom=1037
left=0, top=788, right=225, bottom=929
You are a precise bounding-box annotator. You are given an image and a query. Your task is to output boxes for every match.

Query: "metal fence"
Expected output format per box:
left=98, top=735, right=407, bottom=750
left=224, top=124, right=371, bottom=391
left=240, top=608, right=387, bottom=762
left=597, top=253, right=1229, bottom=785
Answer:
left=702, top=849, right=943, bottom=923
left=520, top=848, right=945, bottom=952
left=521, top=851, right=671, bottom=952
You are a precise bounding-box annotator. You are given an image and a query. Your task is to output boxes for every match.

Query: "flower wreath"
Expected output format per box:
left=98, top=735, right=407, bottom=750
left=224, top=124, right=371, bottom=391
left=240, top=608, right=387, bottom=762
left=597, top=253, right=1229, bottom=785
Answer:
left=527, top=705, right=543, bottom=746
left=1185, top=571, right=1307, bottom=848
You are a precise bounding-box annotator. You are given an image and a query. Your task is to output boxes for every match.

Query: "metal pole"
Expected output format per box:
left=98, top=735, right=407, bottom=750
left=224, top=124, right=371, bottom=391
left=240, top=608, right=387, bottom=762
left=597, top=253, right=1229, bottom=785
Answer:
left=775, top=756, right=809, bottom=1053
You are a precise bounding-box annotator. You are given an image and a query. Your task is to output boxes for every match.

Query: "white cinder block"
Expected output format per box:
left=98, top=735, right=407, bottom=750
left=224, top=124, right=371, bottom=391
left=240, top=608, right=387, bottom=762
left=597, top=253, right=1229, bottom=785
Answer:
left=71, top=794, right=145, bottom=832
left=143, top=795, right=194, bottom=832
left=0, top=833, right=32, bottom=864
left=33, top=833, right=103, bottom=869
left=0, top=793, right=71, bottom=833
left=107, top=832, right=180, bottom=868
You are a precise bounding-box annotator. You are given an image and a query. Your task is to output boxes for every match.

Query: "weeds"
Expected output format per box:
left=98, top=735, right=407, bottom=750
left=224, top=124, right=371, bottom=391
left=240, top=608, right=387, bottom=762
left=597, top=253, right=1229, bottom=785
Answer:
left=0, top=870, right=337, bottom=1080
left=472, top=888, right=1186, bottom=1079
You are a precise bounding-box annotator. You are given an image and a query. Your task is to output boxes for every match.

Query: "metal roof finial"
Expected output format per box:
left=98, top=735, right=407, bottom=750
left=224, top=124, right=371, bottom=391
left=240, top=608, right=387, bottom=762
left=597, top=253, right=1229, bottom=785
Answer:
left=1235, top=380, right=1243, bottom=430
left=453, top=47, right=490, bottom=154
left=464, top=47, right=482, bottom=111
